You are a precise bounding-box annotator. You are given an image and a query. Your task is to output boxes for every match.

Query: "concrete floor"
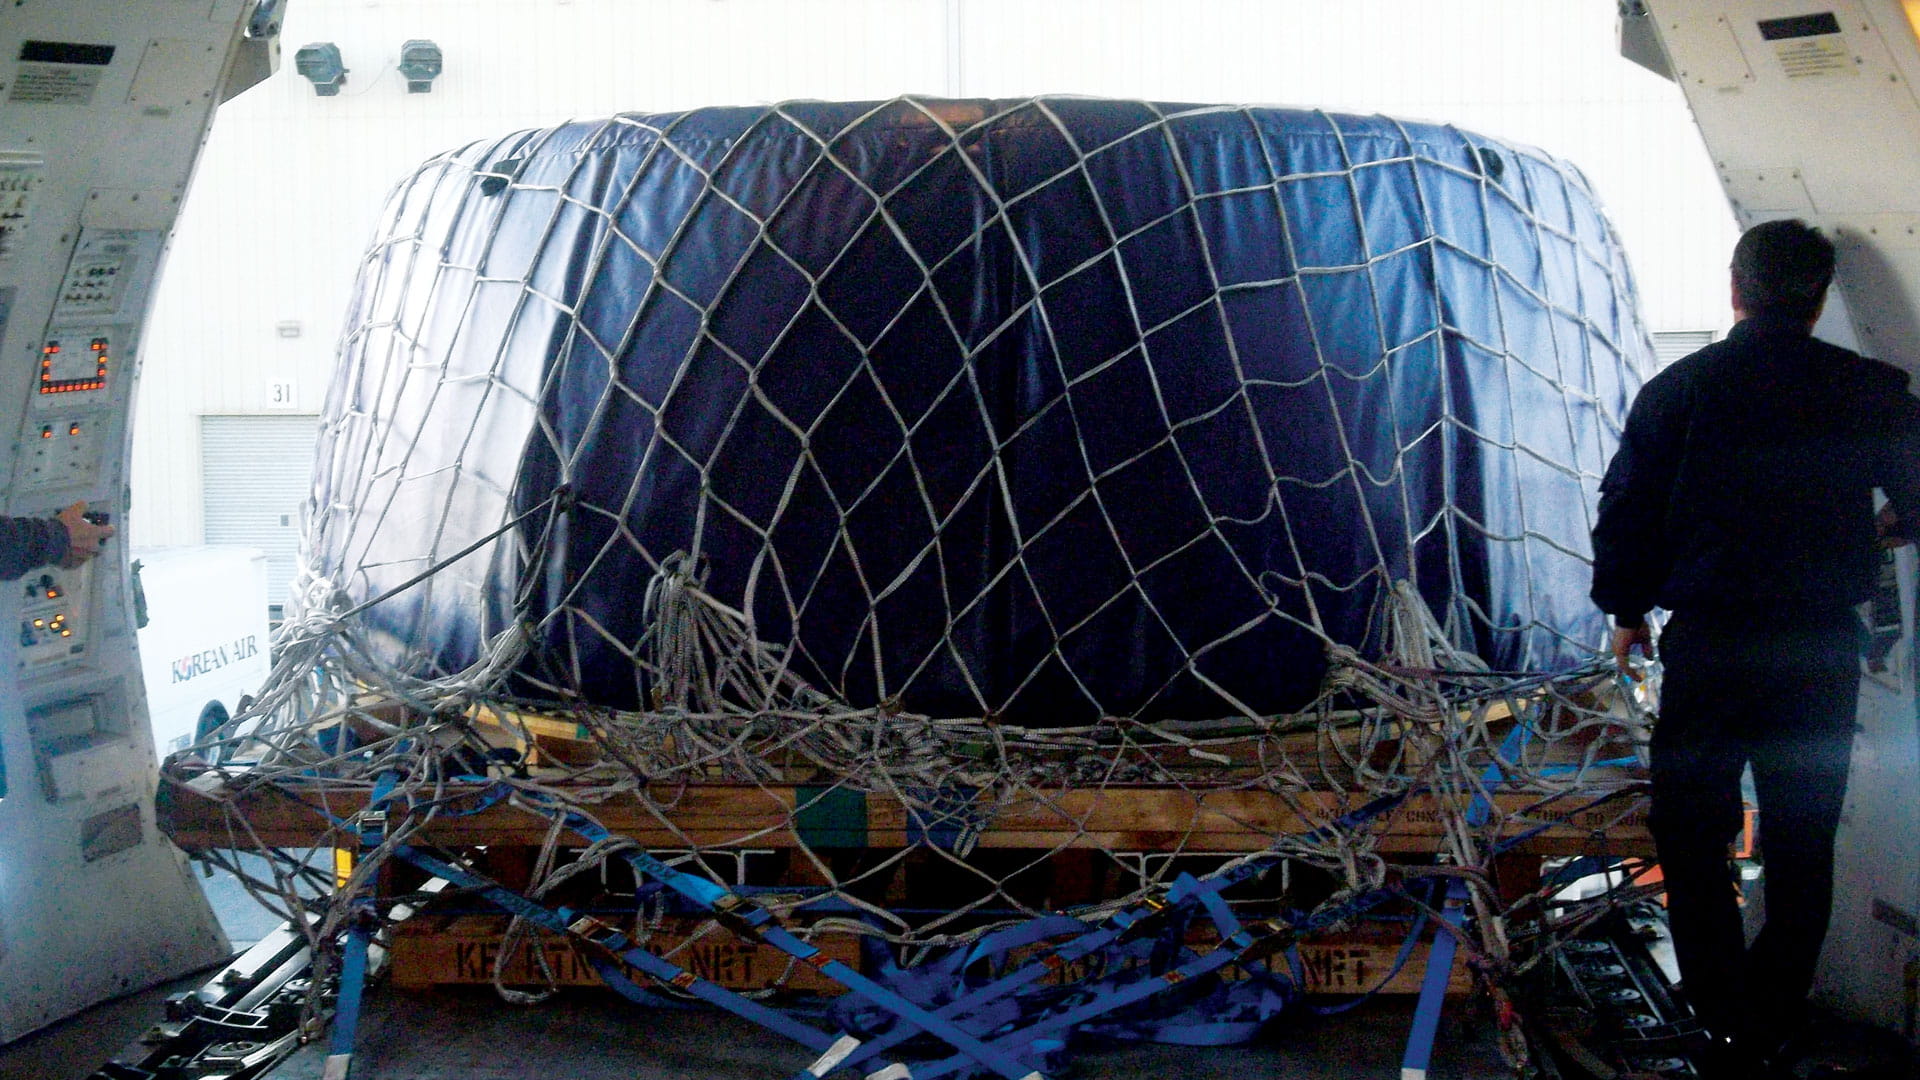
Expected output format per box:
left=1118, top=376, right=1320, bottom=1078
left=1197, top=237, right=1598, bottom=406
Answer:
left=0, top=975, right=188, bottom=1080
left=13, top=930, right=1920, bottom=1080
left=0, top=850, right=1519, bottom=1080
left=3, top=976, right=1512, bottom=1080
left=0, top=855, right=296, bottom=1080
left=8, top=861, right=1906, bottom=1080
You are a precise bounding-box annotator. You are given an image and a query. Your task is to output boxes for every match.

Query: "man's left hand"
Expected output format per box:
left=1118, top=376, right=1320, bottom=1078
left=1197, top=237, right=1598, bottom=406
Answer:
left=1612, top=623, right=1655, bottom=680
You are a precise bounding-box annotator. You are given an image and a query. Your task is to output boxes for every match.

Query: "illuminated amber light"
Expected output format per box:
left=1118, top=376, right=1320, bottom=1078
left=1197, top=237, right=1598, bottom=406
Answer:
left=1907, top=1, right=1920, bottom=48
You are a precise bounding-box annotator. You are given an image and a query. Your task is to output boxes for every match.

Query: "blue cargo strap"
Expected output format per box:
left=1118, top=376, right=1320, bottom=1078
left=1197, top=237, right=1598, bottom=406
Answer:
left=342, top=781, right=1424, bottom=1080
left=818, top=875, right=1244, bottom=1079
left=810, top=807, right=1416, bottom=1079
left=624, top=786, right=1413, bottom=1079
left=1399, top=879, right=1469, bottom=1080
left=307, top=787, right=878, bottom=1070
left=1399, top=714, right=1533, bottom=1080
left=323, top=770, right=399, bottom=1080
left=912, top=880, right=1411, bottom=1080
left=561, top=808, right=1049, bottom=1080
left=388, top=842, right=859, bottom=1060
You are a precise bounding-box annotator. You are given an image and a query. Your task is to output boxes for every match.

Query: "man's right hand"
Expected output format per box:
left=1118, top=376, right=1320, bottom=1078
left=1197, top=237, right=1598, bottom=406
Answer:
left=55, top=502, right=114, bottom=568
left=1612, top=622, right=1655, bottom=680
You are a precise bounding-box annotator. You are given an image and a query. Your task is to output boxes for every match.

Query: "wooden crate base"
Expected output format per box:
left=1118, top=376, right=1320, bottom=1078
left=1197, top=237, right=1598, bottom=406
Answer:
left=160, top=773, right=1651, bottom=857
left=388, top=915, right=1468, bottom=997
left=390, top=914, right=861, bottom=994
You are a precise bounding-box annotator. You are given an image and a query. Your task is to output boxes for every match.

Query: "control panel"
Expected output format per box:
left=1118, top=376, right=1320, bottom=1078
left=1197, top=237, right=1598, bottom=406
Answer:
left=52, top=230, right=143, bottom=318
left=0, top=153, right=42, bottom=262
left=0, top=0, right=267, bottom=1043
left=18, top=415, right=101, bottom=489
left=10, top=230, right=156, bottom=498
left=18, top=561, right=91, bottom=671
left=36, top=329, right=112, bottom=401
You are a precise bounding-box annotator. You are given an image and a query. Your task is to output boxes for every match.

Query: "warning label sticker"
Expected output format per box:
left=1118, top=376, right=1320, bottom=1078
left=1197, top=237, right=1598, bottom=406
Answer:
left=8, top=63, right=103, bottom=105
left=1773, top=36, right=1856, bottom=79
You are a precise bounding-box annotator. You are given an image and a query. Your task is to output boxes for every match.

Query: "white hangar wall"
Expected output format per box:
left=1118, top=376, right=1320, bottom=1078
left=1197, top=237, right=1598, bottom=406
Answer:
left=131, top=0, right=1736, bottom=577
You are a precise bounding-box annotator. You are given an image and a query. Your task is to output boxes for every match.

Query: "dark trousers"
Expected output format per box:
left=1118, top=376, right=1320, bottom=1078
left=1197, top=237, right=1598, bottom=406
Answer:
left=1649, top=611, right=1860, bottom=1046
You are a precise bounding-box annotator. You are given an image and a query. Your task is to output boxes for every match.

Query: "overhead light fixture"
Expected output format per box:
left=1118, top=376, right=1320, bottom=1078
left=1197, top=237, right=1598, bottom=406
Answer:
left=397, top=39, right=443, bottom=93
left=293, top=42, right=346, bottom=96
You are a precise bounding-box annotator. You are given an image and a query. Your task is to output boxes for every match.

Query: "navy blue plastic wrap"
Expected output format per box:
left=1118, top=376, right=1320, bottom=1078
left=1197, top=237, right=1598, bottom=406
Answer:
left=309, top=97, right=1651, bottom=724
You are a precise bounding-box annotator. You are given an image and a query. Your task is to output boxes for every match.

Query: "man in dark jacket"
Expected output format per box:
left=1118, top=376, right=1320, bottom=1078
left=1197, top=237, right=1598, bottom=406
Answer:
left=0, top=501, right=114, bottom=580
left=1591, top=219, right=1920, bottom=1071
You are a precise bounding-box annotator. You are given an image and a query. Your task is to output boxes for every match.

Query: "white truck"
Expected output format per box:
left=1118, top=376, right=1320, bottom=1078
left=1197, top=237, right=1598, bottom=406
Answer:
left=133, top=546, right=272, bottom=756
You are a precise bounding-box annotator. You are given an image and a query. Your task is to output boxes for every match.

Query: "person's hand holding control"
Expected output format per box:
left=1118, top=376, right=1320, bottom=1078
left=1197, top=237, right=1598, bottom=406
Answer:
left=56, top=502, right=114, bottom=568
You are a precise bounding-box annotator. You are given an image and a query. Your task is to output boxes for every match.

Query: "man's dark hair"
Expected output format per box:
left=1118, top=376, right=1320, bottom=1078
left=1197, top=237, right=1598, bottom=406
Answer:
left=1731, top=218, right=1835, bottom=322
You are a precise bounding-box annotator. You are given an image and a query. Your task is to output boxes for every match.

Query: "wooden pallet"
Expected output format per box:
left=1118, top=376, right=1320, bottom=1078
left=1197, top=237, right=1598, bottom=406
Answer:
left=387, top=914, right=1472, bottom=997
left=158, top=771, right=1651, bottom=857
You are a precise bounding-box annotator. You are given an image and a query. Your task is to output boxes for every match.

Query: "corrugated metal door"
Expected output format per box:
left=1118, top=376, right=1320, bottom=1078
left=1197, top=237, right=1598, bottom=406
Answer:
left=200, top=415, right=318, bottom=610
left=1652, top=329, right=1716, bottom=367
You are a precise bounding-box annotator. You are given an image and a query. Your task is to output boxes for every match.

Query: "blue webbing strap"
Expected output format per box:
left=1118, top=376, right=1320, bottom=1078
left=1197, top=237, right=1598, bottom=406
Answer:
left=322, top=771, right=398, bottom=1080
left=334, top=780, right=1418, bottom=1079
left=809, top=823, right=1401, bottom=1078
left=563, top=812, right=1049, bottom=1080
left=722, top=898, right=1044, bottom=1080
left=303, top=786, right=871, bottom=1069
left=801, top=861, right=1288, bottom=1078
left=389, top=843, right=856, bottom=1059
left=617, top=788, right=1412, bottom=1079
left=331, top=786, right=951, bottom=1077
left=815, top=889, right=1214, bottom=1078
left=913, top=881, right=1410, bottom=1080
left=926, top=877, right=1364, bottom=1076
left=1400, top=713, right=1534, bottom=1080
left=325, top=926, right=371, bottom=1080
left=1400, top=878, right=1468, bottom=1080
left=577, top=951, right=682, bottom=1010
left=909, top=906, right=1258, bottom=1077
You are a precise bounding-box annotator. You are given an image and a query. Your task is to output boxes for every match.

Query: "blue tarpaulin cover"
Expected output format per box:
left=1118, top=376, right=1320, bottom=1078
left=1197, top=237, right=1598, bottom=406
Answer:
left=309, top=97, right=1651, bottom=725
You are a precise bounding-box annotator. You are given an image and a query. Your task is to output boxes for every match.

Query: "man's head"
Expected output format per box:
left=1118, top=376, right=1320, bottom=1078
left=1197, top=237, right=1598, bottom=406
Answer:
left=1731, top=219, right=1835, bottom=323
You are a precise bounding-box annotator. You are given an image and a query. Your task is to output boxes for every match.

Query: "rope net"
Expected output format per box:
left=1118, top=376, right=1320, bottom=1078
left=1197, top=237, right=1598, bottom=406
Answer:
left=170, top=97, right=1661, bottom=1076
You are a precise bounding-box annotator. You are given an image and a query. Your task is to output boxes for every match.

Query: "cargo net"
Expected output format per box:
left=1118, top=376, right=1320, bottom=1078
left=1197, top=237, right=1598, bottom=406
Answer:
left=170, top=98, right=1660, bottom=1077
